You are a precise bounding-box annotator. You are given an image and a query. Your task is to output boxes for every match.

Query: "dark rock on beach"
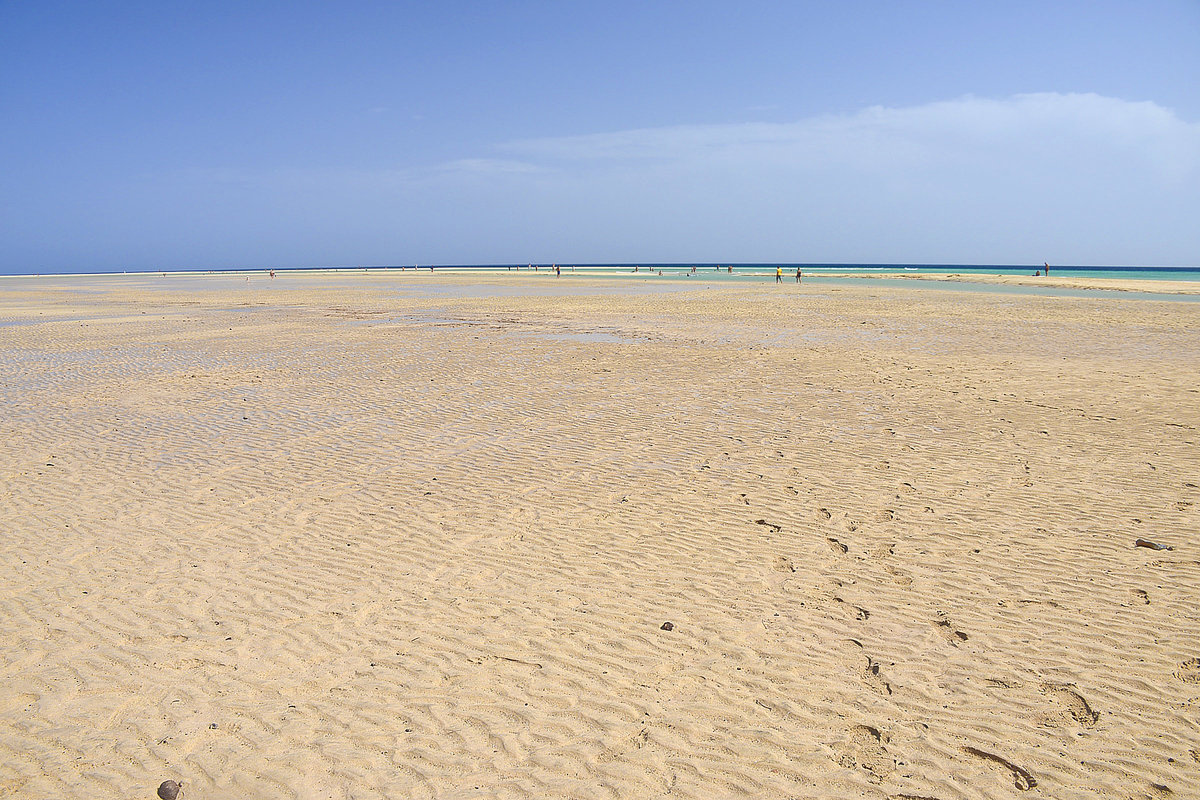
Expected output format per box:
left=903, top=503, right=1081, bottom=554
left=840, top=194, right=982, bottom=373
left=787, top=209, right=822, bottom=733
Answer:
left=1135, top=538, right=1173, bottom=551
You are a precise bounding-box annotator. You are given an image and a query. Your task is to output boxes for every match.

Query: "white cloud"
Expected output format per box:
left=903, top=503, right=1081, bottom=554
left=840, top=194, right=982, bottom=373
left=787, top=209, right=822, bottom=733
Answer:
left=497, top=93, right=1198, bottom=178
left=434, top=158, right=543, bottom=176
left=84, top=93, right=1200, bottom=267
left=419, top=92, right=1198, bottom=264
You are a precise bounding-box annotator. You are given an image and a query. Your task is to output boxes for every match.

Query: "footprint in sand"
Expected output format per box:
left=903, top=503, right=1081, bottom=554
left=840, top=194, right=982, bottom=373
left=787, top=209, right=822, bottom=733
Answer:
left=962, top=745, right=1037, bottom=790
left=1131, top=589, right=1151, bottom=605
left=861, top=656, right=892, bottom=696
left=772, top=555, right=796, bottom=573
left=1040, top=683, right=1099, bottom=728
left=1174, top=658, right=1200, bottom=684
left=883, top=564, right=913, bottom=586
left=833, top=596, right=870, bottom=620
left=834, top=725, right=895, bottom=783
left=933, top=614, right=969, bottom=646
left=597, top=727, right=651, bottom=763
left=827, top=537, right=848, bottom=554
left=869, top=542, right=896, bottom=558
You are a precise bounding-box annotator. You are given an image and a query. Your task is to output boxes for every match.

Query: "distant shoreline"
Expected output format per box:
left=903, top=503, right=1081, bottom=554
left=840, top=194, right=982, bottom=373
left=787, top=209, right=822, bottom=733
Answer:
left=4, top=266, right=1199, bottom=298
left=3, top=263, right=1199, bottom=280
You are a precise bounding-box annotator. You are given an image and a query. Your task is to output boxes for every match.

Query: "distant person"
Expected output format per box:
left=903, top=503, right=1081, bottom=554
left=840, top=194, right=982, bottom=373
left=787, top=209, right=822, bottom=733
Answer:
left=728, top=265, right=732, bottom=273
left=795, top=267, right=802, bottom=283
left=269, top=270, right=275, bottom=278
left=1044, top=262, right=1050, bottom=275
left=555, top=265, right=561, bottom=277
left=775, top=266, right=782, bottom=284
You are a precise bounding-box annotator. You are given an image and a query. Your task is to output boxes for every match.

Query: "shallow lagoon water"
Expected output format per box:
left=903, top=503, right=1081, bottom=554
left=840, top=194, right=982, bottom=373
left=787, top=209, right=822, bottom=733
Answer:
left=4, top=267, right=1199, bottom=303
left=398, top=274, right=1200, bottom=303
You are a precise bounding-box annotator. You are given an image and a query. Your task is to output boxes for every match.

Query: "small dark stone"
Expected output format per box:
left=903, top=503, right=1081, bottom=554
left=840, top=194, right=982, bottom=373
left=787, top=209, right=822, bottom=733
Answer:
left=660, top=622, right=674, bottom=631
left=1135, top=538, right=1173, bottom=551
left=157, top=779, right=182, bottom=800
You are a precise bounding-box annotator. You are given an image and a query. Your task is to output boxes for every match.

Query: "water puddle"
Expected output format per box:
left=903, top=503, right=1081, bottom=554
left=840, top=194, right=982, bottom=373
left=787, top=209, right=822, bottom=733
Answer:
left=535, top=331, right=641, bottom=344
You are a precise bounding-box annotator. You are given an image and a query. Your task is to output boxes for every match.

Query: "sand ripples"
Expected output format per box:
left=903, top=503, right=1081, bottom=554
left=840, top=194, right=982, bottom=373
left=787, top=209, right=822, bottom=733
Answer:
left=1, top=275, right=1198, bottom=798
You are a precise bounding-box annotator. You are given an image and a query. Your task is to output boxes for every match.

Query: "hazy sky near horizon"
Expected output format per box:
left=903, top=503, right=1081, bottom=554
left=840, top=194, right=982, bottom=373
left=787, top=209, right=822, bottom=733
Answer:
left=2, top=1, right=1198, bottom=273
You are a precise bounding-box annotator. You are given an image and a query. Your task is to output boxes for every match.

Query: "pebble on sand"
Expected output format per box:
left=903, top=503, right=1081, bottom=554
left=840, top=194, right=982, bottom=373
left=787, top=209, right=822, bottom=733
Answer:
left=660, top=622, right=674, bottom=631
left=157, top=780, right=183, bottom=800
left=1135, top=538, right=1173, bottom=551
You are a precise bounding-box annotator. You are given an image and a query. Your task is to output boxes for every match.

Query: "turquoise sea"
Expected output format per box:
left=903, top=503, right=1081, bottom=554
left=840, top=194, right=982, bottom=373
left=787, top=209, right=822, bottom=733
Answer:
left=414, top=264, right=1200, bottom=301
left=6, top=264, right=1199, bottom=303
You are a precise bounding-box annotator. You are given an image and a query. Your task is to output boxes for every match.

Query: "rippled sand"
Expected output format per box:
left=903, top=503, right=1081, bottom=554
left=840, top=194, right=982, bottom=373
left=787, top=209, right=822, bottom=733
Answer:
left=2, top=272, right=1198, bottom=799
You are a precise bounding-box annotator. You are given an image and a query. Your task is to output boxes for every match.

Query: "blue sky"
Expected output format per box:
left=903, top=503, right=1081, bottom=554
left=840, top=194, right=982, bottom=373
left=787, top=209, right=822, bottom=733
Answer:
left=2, top=1, right=1198, bottom=273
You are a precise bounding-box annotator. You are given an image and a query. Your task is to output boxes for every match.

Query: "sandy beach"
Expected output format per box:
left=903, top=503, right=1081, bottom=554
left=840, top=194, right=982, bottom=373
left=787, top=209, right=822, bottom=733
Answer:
left=836, top=272, right=1200, bottom=295
left=1, top=272, right=1198, bottom=800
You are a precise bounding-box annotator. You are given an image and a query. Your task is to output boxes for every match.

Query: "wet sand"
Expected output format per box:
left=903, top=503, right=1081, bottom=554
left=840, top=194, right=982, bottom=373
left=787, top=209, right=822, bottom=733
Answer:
left=2, top=272, right=1198, bottom=799
left=843, top=272, right=1200, bottom=295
